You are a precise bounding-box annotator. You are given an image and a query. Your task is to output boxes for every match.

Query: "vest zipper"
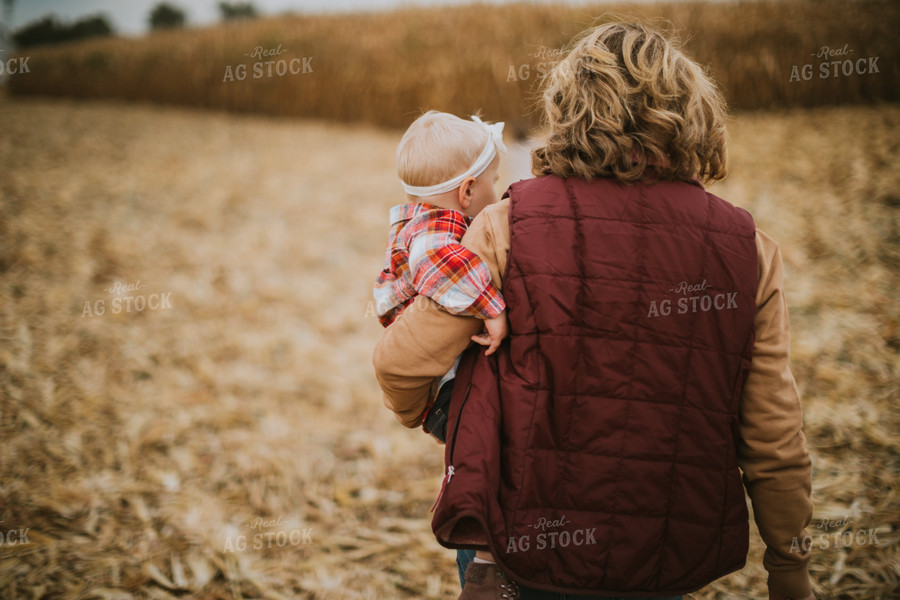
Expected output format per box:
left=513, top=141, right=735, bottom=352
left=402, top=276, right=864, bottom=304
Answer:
left=430, top=465, right=454, bottom=512
left=431, top=366, right=473, bottom=512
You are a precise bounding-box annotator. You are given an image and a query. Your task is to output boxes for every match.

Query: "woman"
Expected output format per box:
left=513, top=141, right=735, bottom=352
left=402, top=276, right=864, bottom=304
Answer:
left=374, top=21, right=815, bottom=600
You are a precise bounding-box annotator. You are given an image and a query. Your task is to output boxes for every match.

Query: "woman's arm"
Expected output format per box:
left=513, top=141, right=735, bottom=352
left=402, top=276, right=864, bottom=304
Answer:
left=372, top=200, right=510, bottom=427
left=739, top=229, right=814, bottom=599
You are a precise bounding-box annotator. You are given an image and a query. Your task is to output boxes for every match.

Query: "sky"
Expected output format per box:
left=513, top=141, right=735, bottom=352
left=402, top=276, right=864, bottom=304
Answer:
left=3, top=0, right=714, bottom=36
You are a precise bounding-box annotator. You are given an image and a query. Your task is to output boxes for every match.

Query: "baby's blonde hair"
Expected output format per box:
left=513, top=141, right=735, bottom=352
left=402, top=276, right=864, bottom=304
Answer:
left=532, top=21, right=728, bottom=183
left=397, top=111, right=490, bottom=188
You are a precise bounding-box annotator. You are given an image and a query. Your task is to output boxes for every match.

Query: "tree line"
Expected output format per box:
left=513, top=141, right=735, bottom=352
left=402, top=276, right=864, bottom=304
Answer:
left=7, top=2, right=260, bottom=48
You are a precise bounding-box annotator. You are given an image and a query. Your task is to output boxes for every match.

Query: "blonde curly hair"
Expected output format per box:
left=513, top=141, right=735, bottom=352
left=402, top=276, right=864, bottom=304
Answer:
left=532, top=21, right=728, bottom=183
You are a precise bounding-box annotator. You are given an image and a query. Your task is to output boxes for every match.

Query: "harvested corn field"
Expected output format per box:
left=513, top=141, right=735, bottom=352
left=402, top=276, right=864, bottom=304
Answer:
left=0, top=95, right=898, bottom=599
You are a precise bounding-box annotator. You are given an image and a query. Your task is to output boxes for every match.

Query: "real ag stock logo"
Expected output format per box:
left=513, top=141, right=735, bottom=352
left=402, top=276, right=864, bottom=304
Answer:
left=789, top=44, right=880, bottom=82
left=789, top=515, right=881, bottom=554
left=506, top=45, right=565, bottom=83
left=0, top=47, right=31, bottom=76
left=0, top=521, right=30, bottom=547
left=222, top=515, right=313, bottom=553
left=81, top=280, right=173, bottom=318
left=646, top=280, right=739, bottom=319
left=506, top=514, right=598, bottom=553
left=223, top=43, right=313, bottom=83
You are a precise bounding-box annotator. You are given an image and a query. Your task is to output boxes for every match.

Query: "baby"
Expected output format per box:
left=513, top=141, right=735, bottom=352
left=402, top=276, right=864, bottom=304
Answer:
left=374, top=110, right=508, bottom=442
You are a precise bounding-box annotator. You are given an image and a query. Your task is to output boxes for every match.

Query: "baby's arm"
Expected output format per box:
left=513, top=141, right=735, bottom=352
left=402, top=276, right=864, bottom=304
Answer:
left=470, top=310, right=508, bottom=356
left=407, top=211, right=506, bottom=322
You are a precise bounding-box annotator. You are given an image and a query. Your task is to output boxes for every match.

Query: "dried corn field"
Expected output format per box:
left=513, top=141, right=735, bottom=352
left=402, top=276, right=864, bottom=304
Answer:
left=6, top=0, right=900, bottom=131
left=0, top=93, right=898, bottom=599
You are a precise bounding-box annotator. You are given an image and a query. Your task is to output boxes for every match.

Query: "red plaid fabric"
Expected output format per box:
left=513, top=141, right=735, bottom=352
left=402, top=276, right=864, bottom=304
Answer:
left=374, top=203, right=505, bottom=327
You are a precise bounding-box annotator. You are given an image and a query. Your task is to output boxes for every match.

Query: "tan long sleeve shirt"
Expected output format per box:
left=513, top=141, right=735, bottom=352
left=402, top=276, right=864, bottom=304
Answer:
left=373, top=198, right=813, bottom=599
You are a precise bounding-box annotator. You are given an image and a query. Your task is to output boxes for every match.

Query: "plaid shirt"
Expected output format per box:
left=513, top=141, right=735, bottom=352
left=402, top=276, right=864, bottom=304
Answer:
left=374, top=203, right=505, bottom=327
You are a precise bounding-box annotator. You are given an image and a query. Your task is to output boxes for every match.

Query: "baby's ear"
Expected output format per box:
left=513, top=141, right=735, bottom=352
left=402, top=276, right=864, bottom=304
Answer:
left=458, top=177, right=476, bottom=207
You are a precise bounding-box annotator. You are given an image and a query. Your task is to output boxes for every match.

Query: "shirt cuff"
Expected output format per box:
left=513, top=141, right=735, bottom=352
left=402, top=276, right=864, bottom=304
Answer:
left=767, top=562, right=813, bottom=599
left=461, top=281, right=505, bottom=319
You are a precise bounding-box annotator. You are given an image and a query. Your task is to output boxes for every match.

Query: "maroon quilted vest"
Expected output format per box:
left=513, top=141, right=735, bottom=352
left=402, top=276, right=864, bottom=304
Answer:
left=432, top=175, right=758, bottom=596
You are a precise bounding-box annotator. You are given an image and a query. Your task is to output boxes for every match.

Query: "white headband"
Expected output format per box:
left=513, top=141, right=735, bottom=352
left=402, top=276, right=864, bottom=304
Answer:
left=402, top=115, right=507, bottom=197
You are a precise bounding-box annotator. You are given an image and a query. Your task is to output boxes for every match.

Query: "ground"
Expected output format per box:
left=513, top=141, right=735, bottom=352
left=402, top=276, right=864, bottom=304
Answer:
left=0, top=96, right=897, bottom=599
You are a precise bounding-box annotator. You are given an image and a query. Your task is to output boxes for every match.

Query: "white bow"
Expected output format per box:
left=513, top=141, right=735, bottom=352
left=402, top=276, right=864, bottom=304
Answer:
left=472, top=115, right=507, bottom=154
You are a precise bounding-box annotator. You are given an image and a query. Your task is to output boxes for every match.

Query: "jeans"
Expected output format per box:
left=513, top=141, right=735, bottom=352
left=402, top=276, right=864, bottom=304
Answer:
left=424, top=376, right=454, bottom=443
left=456, top=549, right=683, bottom=600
